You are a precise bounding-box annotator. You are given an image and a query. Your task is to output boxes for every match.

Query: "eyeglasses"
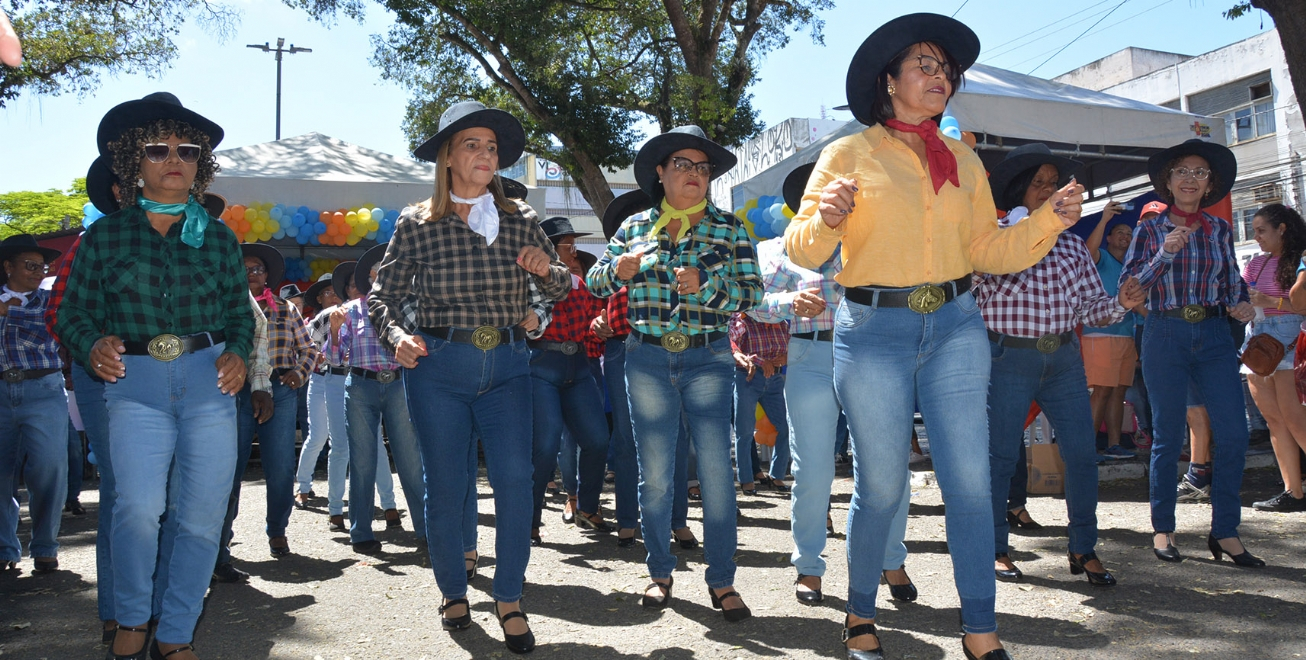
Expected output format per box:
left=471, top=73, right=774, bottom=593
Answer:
left=143, top=143, right=202, bottom=164
left=914, top=55, right=953, bottom=79
left=668, top=156, right=714, bottom=177
left=557, top=243, right=578, bottom=253
left=1170, top=167, right=1211, bottom=181
left=245, top=266, right=267, bottom=276
left=17, top=260, right=48, bottom=274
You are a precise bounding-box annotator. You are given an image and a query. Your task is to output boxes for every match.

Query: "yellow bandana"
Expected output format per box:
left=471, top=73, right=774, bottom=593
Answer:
left=650, top=198, right=707, bottom=243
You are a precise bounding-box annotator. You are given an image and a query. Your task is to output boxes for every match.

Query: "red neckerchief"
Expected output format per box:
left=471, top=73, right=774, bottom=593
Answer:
left=885, top=119, right=959, bottom=194
left=254, top=287, right=279, bottom=313
left=1167, top=207, right=1212, bottom=235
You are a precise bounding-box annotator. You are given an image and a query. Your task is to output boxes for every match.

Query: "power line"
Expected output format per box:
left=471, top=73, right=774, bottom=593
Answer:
left=1027, top=0, right=1131, bottom=76
left=980, top=0, right=1118, bottom=64
left=1005, top=0, right=1177, bottom=72
left=952, top=0, right=969, bottom=17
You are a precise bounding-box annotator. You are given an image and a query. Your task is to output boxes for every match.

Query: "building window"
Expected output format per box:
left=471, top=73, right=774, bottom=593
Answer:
left=1225, top=99, right=1275, bottom=144
left=1233, top=207, right=1257, bottom=243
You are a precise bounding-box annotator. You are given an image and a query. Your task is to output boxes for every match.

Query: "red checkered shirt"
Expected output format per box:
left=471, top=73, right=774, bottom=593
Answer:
left=44, top=234, right=81, bottom=341
left=973, top=232, right=1125, bottom=337
left=540, top=275, right=606, bottom=359
left=728, top=312, right=788, bottom=366
left=604, top=287, right=631, bottom=338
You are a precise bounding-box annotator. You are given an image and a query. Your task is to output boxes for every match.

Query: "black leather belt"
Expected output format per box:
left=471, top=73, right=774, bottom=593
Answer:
left=844, top=276, right=971, bottom=313
left=529, top=340, right=583, bottom=355
left=122, top=331, right=225, bottom=361
left=271, top=367, right=291, bottom=380
left=1161, top=304, right=1226, bottom=323
left=792, top=329, right=834, bottom=342
left=988, top=330, right=1075, bottom=354
left=421, top=325, right=526, bottom=350
left=1, top=367, right=59, bottom=384
left=326, top=365, right=349, bottom=376
left=348, top=366, right=400, bottom=384
left=634, top=330, right=726, bottom=353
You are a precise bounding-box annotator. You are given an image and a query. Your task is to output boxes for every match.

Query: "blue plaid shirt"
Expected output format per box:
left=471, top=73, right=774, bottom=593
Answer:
left=329, top=297, right=399, bottom=372
left=1122, top=211, right=1248, bottom=311
left=748, top=238, right=842, bottom=334
left=1, top=289, right=62, bottom=371
left=588, top=203, right=762, bottom=336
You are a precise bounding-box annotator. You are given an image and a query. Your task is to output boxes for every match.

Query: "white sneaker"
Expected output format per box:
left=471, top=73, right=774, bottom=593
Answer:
left=1176, top=478, right=1211, bottom=503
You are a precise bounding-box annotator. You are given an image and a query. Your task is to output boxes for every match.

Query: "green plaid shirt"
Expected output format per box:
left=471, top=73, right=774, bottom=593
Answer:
left=588, top=203, right=761, bottom=336
left=55, top=206, right=254, bottom=371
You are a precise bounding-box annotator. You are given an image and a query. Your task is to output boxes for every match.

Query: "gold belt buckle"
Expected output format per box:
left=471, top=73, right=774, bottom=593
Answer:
left=907, top=284, right=946, bottom=314
left=1036, top=334, right=1062, bottom=354
left=660, top=331, right=689, bottom=353
left=471, top=326, right=501, bottom=351
left=1181, top=304, right=1207, bottom=323
left=147, top=334, right=184, bottom=362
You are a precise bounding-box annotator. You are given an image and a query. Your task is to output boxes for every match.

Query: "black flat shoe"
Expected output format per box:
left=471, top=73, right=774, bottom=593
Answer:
left=740, top=485, right=757, bottom=497
left=1154, top=545, right=1184, bottom=562
left=466, top=553, right=478, bottom=579
left=882, top=566, right=918, bottom=601
left=530, top=529, right=542, bottom=547
left=617, top=530, right=637, bottom=548
left=687, top=487, right=702, bottom=501
left=66, top=500, right=86, bottom=516
left=352, top=540, right=383, bottom=555
left=440, top=598, right=473, bottom=631
left=268, top=537, right=291, bottom=558
left=109, top=624, right=150, bottom=660
left=211, top=563, right=249, bottom=583
left=31, top=557, right=58, bottom=573
left=994, top=552, right=1022, bottom=582
left=795, top=574, right=823, bottom=604
left=1208, top=535, right=1266, bottom=568
left=576, top=511, right=612, bottom=533
left=1068, top=551, right=1116, bottom=586
left=150, top=641, right=195, bottom=659
left=384, top=508, right=403, bottom=529
left=641, top=576, right=673, bottom=609
left=672, top=528, right=699, bottom=550
left=709, top=587, right=751, bottom=622
left=771, top=480, right=790, bottom=493
left=493, top=602, right=536, bottom=654
left=1006, top=508, right=1042, bottom=530
left=562, top=497, right=577, bottom=524
left=842, top=619, right=884, bottom=660
left=962, top=638, right=1012, bottom=660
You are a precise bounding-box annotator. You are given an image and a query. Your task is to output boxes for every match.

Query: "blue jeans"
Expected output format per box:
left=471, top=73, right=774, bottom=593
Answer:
left=733, top=369, right=790, bottom=483
left=217, top=379, right=299, bottom=565
left=73, top=367, right=114, bottom=620
left=787, top=337, right=909, bottom=576
left=300, top=372, right=395, bottom=514
left=1141, top=314, right=1249, bottom=538
left=0, top=372, right=68, bottom=562
left=626, top=333, right=737, bottom=587
left=407, top=331, right=533, bottom=603
left=987, top=337, right=1100, bottom=556
left=834, top=292, right=996, bottom=634
left=530, top=350, right=610, bottom=526
left=344, top=371, right=425, bottom=543
left=104, top=344, right=236, bottom=644
left=1007, top=441, right=1029, bottom=511
left=66, top=415, right=83, bottom=502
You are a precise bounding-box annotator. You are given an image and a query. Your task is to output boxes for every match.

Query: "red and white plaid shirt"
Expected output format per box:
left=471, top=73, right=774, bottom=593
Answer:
left=728, top=312, right=789, bottom=366
left=973, top=232, right=1125, bottom=338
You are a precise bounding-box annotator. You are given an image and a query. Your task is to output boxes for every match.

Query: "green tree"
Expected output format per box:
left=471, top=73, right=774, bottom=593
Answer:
left=1225, top=2, right=1305, bottom=120
left=286, top=0, right=830, bottom=215
left=0, top=1, right=237, bottom=107
left=0, top=178, right=88, bottom=238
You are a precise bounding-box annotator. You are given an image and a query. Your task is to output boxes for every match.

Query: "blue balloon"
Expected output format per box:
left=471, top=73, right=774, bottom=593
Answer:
left=309, top=233, right=321, bottom=246
left=365, top=230, right=377, bottom=240
left=746, top=208, right=761, bottom=225
left=285, top=225, right=298, bottom=238
left=385, top=209, right=400, bottom=221
left=298, top=206, right=312, bottom=218
left=315, top=221, right=327, bottom=234
left=273, top=229, right=286, bottom=240
left=296, top=232, right=310, bottom=245
left=768, top=203, right=786, bottom=222
left=87, top=448, right=97, bottom=466
left=292, top=213, right=305, bottom=227
left=771, top=216, right=790, bottom=235
left=942, top=126, right=962, bottom=139
left=754, top=223, right=775, bottom=239
left=940, top=115, right=960, bottom=130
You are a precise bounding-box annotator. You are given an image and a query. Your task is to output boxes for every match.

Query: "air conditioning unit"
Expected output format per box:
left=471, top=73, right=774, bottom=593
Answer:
left=1253, top=183, right=1282, bottom=203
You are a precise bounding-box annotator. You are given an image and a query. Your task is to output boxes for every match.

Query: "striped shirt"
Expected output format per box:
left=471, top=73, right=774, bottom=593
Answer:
left=1243, top=254, right=1294, bottom=316
left=330, top=296, right=399, bottom=372
left=587, top=204, right=762, bottom=336
left=749, top=237, right=842, bottom=334
left=1, top=288, right=62, bottom=372
left=1122, top=211, right=1249, bottom=311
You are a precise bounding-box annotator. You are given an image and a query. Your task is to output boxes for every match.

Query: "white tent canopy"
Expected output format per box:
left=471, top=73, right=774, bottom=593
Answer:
left=726, top=63, right=1226, bottom=208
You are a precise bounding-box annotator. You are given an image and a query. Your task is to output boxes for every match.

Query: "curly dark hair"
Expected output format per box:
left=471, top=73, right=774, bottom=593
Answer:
left=1253, top=203, right=1306, bottom=290
left=106, top=119, right=219, bottom=208
left=1152, top=155, right=1223, bottom=207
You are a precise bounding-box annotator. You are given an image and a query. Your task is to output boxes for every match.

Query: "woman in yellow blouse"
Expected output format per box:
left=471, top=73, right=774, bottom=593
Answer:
left=785, top=13, right=1084, bottom=660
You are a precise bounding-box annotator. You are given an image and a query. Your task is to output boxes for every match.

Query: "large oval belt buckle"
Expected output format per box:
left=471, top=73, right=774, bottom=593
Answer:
left=560, top=341, right=579, bottom=356
left=2, top=369, right=23, bottom=384
left=1181, top=304, right=1206, bottom=323
left=1036, top=334, right=1061, bottom=354
left=660, top=331, right=689, bottom=353
left=907, top=284, right=946, bottom=314
left=147, top=334, right=184, bottom=362
left=377, top=369, right=397, bottom=384
left=471, top=325, right=501, bottom=351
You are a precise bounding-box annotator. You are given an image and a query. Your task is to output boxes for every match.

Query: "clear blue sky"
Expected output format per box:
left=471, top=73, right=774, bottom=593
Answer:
left=0, top=0, right=1272, bottom=194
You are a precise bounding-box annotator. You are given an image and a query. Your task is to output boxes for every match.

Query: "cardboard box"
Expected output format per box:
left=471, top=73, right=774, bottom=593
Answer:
left=1027, top=441, right=1065, bottom=495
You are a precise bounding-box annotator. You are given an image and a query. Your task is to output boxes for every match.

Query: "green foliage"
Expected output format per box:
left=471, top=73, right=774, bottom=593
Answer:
left=0, top=178, right=88, bottom=239
left=0, top=1, right=238, bottom=107
left=1223, top=2, right=1254, bottom=19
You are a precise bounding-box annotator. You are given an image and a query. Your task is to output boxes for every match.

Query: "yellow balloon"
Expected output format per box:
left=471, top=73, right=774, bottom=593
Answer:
left=346, top=234, right=361, bottom=246
left=357, top=208, right=371, bottom=222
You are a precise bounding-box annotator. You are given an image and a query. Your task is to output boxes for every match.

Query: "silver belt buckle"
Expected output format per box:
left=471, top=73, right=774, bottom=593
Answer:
left=2, top=369, right=23, bottom=384
left=377, top=369, right=397, bottom=384
left=560, top=341, right=579, bottom=356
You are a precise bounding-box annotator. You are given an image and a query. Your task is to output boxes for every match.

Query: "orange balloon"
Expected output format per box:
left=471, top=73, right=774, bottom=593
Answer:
left=319, top=211, right=331, bottom=224
left=961, top=131, right=977, bottom=148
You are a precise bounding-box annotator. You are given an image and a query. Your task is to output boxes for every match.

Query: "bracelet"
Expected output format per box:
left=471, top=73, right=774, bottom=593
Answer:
left=1278, top=297, right=1285, bottom=310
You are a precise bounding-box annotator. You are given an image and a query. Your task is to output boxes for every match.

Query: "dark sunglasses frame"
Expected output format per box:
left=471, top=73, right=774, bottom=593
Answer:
left=143, top=143, right=202, bottom=164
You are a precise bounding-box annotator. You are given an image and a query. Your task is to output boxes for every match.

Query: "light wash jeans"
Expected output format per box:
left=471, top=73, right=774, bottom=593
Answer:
left=72, top=366, right=114, bottom=621
left=733, top=368, right=791, bottom=483
left=298, top=371, right=394, bottom=515
left=0, top=372, right=68, bottom=563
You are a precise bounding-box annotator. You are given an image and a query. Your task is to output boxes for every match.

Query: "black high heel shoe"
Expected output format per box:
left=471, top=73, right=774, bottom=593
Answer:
left=1006, top=508, right=1042, bottom=530
left=672, top=528, right=699, bottom=549
left=842, top=617, right=884, bottom=660
left=109, top=625, right=151, bottom=660
left=709, top=587, right=752, bottom=622
left=794, top=574, right=823, bottom=604
left=882, top=565, right=918, bottom=601
left=1208, top=535, right=1266, bottom=568
left=439, top=598, right=472, bottom=631
left=493, top=602, right=536, bottom=654
left=1068, top=551, right=1117, bottom=586
left=962, top=636, right=1013, bottom=660
left=149, top=641, right=196, bottom=659
left=1153, top=532, right=1183, bottom=562
left=994, top=552, right=1022, bottom=582
left=465, top=553, right=478, bottom=579
left=641, top=576, right=673, bottom=609
left=617, top=529, right=637, bottom=548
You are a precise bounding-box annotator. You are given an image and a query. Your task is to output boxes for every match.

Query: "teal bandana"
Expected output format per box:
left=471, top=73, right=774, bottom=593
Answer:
left=137, top=194, right=210, bottom=248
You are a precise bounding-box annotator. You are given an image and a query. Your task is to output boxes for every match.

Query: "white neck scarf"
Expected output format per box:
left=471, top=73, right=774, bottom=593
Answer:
left=0, top=285, right=30, bottom=305
left=999, top=206, right=1029, bottom=228
left=451, top=192, right=500, bottom=245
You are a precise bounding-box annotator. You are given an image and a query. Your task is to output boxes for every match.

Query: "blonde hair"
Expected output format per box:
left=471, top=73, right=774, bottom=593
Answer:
left=418, top=139, right=517, bottom=221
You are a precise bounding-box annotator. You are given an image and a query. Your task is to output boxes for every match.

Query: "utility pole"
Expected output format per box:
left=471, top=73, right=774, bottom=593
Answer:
left=246, top=37, right=312, bottom=140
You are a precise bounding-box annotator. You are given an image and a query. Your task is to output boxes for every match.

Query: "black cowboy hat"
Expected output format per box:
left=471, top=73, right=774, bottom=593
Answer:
left=87, top=155, right=225, bottom=218
left=782, top=163, right=817, bottom=215
left=539, top=216, right=591, bottom=242
left=987, top=143, right=1082, bottom=210
left=633, top=125, right=737, bottom=197
left=304, top=274, right=335, bottom=312
left=279, top=283, right=305, bottom=300
left=845, top=13, right=980, bottom=127
left=0, top=234, right=61, bottom=287
left=601, top=189, right=652, bottom=240
left=331, top=262, right=357, bottom=301
left=502, top=178, right=528, bottom=200
left=576, top=249, right=597, bottom=275
left=354, top=243, right=388, bottom=296
left=1148, top=139, right=1237, bottom=205
left=96, top=92, right=224, bottom=158
left=241, top=243, right=285, bottom=292
left=413, top=100, right=525, bottom=168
